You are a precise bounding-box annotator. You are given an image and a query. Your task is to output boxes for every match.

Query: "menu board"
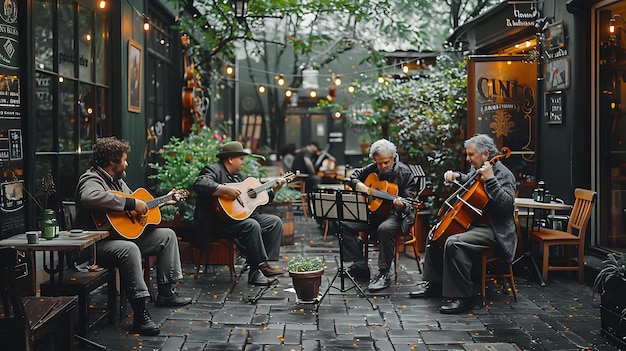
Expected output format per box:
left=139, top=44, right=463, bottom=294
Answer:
left=0, top=2, right=23, bottom=238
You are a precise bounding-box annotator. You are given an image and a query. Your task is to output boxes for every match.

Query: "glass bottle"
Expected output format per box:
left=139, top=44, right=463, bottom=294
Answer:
left=536, top=181, right=545, bottom=202
left=42, top=209, right=59, bottom=240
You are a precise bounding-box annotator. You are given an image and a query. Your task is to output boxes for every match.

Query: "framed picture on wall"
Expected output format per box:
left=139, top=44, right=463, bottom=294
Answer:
left=547, top=21, right=565, bottom=51
left=544, top=57, right=570, bottom=91
left=128, top=39, right=142, bottom=113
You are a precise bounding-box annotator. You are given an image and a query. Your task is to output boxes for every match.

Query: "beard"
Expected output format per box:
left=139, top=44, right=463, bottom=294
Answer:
left=114, top=170, right=126, bottom=179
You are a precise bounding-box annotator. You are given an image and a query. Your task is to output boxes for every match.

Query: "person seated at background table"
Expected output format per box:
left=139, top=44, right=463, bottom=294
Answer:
left=409, top=134, right=517, bottom=314
left=193, top=141, right=285, bottom=286
left=339, top=138, right=418, bottom=292
left=281, top=143, right=298, bottom=172
left=74, top=137, right=192, bottom=336
left=291, top=141, right=335, bottom=193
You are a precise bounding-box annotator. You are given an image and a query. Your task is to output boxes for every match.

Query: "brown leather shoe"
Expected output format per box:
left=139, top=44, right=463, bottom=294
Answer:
left=258, top=261, right=284, bottom=276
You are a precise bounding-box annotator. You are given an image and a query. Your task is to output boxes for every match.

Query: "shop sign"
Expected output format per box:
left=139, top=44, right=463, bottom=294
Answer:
left=506, top=3, right=539, bottom=27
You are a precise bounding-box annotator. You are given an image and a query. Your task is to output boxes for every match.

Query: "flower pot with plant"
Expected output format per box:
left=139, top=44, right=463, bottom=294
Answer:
left=288, top=255, right=324, bottom=302
left=593, top=252, right=626, bottom=349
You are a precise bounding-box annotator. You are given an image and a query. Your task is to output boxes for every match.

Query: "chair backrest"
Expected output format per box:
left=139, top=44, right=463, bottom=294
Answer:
left=408, top=164, right=427, bottom=195
left=0, top=247, right=30, bottom=341
left=566, top=188, right=597, bottom=240
left=62, top=201, right=77, bottom=230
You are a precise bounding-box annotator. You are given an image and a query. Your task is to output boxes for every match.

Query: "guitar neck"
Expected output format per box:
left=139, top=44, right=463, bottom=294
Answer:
left=146, top=194, right=174, bottom=209
left=256, top=179, right=278, bottom=194
left=370, top=189, right=416, bottom=208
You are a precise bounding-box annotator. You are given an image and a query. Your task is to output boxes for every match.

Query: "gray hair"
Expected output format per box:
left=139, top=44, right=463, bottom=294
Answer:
left=369, top=139, right=396, bottom=159
left=464, top=134, right=498, bottom=157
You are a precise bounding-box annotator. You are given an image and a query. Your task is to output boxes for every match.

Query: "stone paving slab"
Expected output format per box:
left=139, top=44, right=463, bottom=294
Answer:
left=74, top=215, right=620, bottom=351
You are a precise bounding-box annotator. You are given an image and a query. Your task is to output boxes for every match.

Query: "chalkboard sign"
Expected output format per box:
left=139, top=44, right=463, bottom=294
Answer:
left=546, top=92, right=564, bottom=124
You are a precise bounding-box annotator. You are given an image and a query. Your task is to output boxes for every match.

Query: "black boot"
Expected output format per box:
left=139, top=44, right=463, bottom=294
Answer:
left=130, top=298, right=160, bottom=336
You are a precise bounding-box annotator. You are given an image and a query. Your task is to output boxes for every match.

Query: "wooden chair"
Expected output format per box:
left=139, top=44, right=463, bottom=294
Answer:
left=62, top=201, right=156, bottom=322
left=193, top=237, right=238, bottom=281
left=288, top=174, right=310, bottom=221
left=531, top=188, right=596, bottom=283
left=360, top=206, right=423, bottom=281
left=479, top=210, right=521, bottom=306
left=0, top=247, right=78, bottom=351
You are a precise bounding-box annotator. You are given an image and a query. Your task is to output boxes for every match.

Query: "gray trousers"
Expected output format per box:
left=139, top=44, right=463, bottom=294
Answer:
left=422, top=225, right=496, bottom=298
left=220, top=213, right=282, bottom=265
left=340, top=213, right=402, bottom=274
left=96, top=227, right=183, bottom=300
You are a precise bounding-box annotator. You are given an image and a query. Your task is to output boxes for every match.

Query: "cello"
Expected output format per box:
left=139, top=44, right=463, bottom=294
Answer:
left=430, top=147, right=511, bottom=244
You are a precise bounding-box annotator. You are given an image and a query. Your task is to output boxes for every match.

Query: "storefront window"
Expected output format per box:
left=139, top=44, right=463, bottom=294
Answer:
left=31, top=0, right=109, bottom=226
left=598, top=4, right=626, bottom=250
left=78, top=6, right=93, bottom=82
left=34, top=0, right=54, bottom=72
left=58, top=1, right=75, bottom=78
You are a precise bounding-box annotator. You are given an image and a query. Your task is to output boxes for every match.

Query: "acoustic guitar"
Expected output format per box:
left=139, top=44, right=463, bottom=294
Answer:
left=363, top=173, right=419, bottom=214
left=216, top=172, right=296, bottom=221
left=92, top=188, right=188, bottom=240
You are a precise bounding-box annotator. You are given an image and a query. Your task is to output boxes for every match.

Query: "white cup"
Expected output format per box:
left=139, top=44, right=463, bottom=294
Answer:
left=26, top=231, right=40, bottom=244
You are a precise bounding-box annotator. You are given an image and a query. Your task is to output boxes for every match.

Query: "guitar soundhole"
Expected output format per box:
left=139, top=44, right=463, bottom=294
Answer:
left=248, top=189, right=256, bottom=199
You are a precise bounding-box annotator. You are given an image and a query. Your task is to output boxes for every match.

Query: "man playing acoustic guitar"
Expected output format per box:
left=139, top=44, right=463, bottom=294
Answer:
left=409, top=134, right=517, bottom=314
left=75, top=137, right=191, bottom=336
left=193, top=141, right=286, bottom=286
left=340, top=139, right=418, bottom=292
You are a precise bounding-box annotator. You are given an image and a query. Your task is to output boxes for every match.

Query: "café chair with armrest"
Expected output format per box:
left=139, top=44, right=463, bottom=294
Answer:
left=0, top=247, right=78, bottom=351
left=531, top=188, right=596, bottom=283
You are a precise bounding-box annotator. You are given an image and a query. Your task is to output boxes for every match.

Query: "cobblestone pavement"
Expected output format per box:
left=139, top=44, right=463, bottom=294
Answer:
left=76, top=215, right=620, bottom=351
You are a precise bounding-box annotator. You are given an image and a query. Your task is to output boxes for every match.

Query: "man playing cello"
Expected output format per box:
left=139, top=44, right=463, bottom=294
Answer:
left=409, top=134, right=517, bottom=314
left=340, top=139, right=418, bottom=292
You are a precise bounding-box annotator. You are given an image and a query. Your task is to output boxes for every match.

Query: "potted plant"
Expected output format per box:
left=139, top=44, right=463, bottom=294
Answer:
left=593, top=252, right=626, bottom=349
left=287, top=255, right=324, bottom=302
left=149, top=126, right=266, bottom=223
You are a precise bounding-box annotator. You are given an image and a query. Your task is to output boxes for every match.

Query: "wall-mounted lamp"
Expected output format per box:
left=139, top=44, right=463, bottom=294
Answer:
left=232, top=0, right=249, bottom=22
left=99, top=0, right=106, bottom=9
left=142, top=16, right=151, bottom=32
left=610, top=14, right=626, bottom=38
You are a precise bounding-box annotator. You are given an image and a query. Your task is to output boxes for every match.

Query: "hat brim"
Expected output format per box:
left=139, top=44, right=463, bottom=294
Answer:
left=217, top=151, right=250, bottom=159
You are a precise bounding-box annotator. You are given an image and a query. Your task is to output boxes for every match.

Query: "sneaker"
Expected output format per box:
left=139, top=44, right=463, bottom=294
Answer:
left=133, top=308, right=160, bottom=336
left=248, top=269, right=273, bottom=286
left=347, top=262, right=370, bottom=279
left=155, top=292, right=192, bottom=307
left=368, top=272, right=391, bottom=292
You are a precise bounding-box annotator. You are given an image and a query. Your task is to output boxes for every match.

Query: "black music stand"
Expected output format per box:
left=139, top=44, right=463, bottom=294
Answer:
left=307, top=189, right=378, bottom=311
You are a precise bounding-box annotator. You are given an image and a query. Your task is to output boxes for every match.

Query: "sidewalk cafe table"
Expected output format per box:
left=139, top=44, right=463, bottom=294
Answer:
left=514, top=198, right=572, bottom=286
left=0, top=230, right=109, bottom=292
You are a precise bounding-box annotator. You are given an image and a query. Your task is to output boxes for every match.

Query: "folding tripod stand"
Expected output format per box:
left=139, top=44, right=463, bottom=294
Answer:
left=308, top=189, right=378, bottom=311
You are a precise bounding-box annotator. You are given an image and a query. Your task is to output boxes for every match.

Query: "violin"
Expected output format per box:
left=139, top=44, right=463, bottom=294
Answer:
left=430, top=147, right=511, bottom=244
left=363, top=173, right=419, bottom=214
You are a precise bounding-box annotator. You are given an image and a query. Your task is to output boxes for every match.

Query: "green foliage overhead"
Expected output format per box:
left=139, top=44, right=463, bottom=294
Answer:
left=348, top=54, right=467, bottom=199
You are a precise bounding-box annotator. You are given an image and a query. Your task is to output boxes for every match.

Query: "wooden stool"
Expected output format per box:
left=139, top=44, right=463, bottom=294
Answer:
left=194, top=238, right=238, bottom=281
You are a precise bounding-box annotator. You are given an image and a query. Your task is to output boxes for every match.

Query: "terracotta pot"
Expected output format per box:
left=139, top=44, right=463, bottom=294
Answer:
left=289, top=269, right=324, bottom=302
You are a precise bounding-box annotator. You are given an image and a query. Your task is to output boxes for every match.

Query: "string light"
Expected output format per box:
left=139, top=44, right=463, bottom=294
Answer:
left=143, top=17, right=151, bottom=32
left=308, top=90, right=317, bottom=98
left=285, top=89, right=293, bottom=97
left=275, top=74, right=286, bottom=86
left=258, top=85, right=266, bottom=94
left=225, top=65, right=235, bottom=76
left=99, top=0, right=106, bottom=9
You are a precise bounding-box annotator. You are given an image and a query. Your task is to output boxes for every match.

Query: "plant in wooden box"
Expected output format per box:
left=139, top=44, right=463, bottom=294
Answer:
left=593, top=252, right=626, bottom=349
left=288, top=255, right=324, bottom=302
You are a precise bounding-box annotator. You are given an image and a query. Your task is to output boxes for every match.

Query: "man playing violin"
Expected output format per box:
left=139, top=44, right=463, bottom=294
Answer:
left=409, top=134, right=518, bottom=314
left=340, top=139, right=418, bottom=292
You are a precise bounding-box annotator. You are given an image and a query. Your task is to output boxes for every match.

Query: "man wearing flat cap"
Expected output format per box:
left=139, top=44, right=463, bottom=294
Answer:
left=193, top=141, right=286, bottom=285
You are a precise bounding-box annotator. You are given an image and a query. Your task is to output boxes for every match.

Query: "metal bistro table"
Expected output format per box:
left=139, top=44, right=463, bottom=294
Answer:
left=514, top=198, right=572, bottom=286
left=0, top=230, right=109, bottom=292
